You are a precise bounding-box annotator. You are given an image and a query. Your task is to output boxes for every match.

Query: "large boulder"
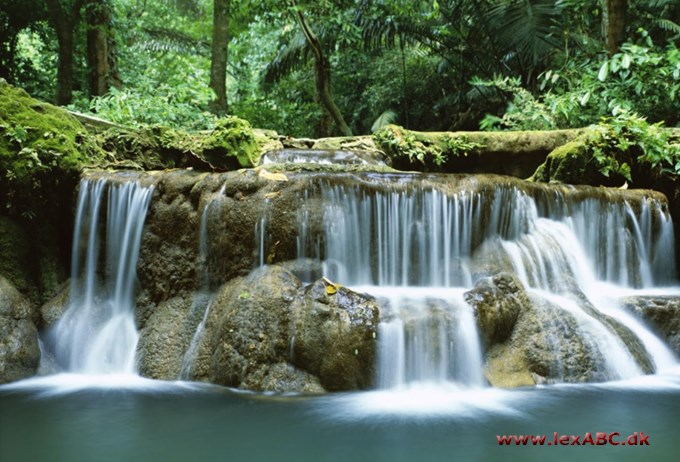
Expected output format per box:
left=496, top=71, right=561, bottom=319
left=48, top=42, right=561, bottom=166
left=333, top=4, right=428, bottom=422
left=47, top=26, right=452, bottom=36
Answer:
left=136, top=293, right=197, bottom=380
left=0, top=276, right=40, bottom=383
left=137, top=265, right=379, bottom=393
left=465, top=273, right=653, bottom=387
left=290, top=279, right=379, bottom=391
left=464, top=273, right=525, bottom=349
left=621, top=296, right=680, bottom=356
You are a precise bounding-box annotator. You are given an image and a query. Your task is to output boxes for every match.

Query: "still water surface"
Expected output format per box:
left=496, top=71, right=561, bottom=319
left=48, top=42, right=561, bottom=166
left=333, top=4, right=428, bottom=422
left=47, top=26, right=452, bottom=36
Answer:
left=2, top=371, right=680, bottom=462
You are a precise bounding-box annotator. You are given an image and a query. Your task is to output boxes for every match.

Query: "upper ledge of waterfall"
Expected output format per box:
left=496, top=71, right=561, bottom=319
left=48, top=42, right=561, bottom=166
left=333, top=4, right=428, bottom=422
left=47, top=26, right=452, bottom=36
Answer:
left=81, top=169, right=672, bottom=208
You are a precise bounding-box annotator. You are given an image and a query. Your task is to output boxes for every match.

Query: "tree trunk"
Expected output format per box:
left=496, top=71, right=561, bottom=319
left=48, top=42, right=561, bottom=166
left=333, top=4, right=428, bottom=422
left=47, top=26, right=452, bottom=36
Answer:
left=0, top=32, right=17, bottom=81
left=107, top=31, right=122, bottom=89
left=86, top=1, right=108, bottom=96
left=294, top=6, right=352, bottom=136
left=85, top=0, right=117, bottom=96
left=46, top=0, right=85, bottom=105
left=209, top=0, right=229, bottom=114
left=55, top=25, right=75, bottom=105
left=603, top=0, right=627, bottom=56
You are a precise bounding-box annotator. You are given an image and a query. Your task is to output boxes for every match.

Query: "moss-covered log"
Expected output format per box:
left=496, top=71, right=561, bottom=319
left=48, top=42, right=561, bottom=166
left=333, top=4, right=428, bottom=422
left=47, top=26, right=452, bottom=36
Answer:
left=373, top=124, right=586, bottom=177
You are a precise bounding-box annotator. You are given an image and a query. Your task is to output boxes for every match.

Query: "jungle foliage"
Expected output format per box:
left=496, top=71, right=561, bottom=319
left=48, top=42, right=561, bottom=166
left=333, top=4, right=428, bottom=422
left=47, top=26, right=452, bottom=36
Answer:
left=0, top=0, right=678, bottom=139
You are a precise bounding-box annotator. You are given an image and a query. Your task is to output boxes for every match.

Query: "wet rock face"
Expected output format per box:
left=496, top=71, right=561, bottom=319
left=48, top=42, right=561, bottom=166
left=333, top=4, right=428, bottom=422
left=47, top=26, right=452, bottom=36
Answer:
left=464, top=272, right=525, bottom=349
left=621, top=296, right=680, bottom=356
left=119, top=169, right=674, bottom=391
left=137, top=265, right=379, bottom=393
left=136, top=294, right=197, bottom=380
left=0, top=276, right=40, bottom=384
left=133, top=170, right=319, bottom=307
left=465, top=273, right=654, bottom=387
left=291, top=280, right=379, bottom=391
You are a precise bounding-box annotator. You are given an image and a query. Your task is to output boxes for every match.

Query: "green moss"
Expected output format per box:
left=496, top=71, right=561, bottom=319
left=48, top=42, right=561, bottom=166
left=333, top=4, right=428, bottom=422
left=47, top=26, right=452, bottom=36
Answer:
left=99, top=125, right=193, bottom=170
left=373, top=124, right=483, bottom=168
left=99, top=120, right=278, bottom=172
left=530, top=131, right=633, bottom=186
left=0, top=80, right=105, bottom=217
left=531, top=141, right=595, bottom=184
left=201, top=116, right=260, bottom=169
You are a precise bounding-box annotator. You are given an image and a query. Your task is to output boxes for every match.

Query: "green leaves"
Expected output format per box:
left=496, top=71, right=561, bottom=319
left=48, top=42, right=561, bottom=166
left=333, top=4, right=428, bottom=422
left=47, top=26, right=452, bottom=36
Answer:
left=589, top=112, right=679, bottom=181
left=598, top=61, right=609, bottom=81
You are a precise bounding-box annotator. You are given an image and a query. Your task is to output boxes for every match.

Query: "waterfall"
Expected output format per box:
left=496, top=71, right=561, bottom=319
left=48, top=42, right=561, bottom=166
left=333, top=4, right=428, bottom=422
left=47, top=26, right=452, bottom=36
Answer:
left=298, top=177, right=677, bottom=388
left=368, top=287, right=485, bottom=388
left=179, top=184, right=226, bottom=380
left=47, top=178, right=154, bottom=375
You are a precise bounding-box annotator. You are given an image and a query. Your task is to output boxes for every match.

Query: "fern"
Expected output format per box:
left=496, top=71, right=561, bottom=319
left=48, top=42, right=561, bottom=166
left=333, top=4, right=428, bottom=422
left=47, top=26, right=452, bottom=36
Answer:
left=657, top=19, right=680, bottom=35
left=371, top=110, right=397, bottom=132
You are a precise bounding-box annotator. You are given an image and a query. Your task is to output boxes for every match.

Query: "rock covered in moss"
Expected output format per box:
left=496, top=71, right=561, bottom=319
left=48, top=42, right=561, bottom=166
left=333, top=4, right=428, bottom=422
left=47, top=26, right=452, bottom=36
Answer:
left=0, top=80, right=104, bottom=216
left=372, top=124, right=586, bottom=177
left=200, top=116, right=261, bottom=169
left=529, top=140, right=625, bottom=186
left=99, top=120, right=277, bottom=172
left=0, top=276, right=40, bottom=383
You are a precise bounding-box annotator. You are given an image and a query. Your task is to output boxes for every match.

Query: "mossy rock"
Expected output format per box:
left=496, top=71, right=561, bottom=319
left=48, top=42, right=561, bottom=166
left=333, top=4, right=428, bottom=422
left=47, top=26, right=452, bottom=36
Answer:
left=200, top=116, right=260, bottom=169
left=530, top=140, right=614, bottom=185
left=530, top=124, right=639, bottom=187
left=0, top=80, right=105, bottom=217
left=99, top=125, right=193, bottom=170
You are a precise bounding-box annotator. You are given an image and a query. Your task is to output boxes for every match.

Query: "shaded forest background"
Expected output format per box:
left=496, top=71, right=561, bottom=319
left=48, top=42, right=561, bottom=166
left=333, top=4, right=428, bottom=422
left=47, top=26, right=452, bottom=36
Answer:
left=1, top=0, right=679, bottom=138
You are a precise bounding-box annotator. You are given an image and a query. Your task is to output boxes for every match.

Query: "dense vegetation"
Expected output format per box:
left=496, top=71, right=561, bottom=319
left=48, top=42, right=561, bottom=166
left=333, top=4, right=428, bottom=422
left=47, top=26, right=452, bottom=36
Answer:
left=0, top=1, right=677, bottom=134
left=1, top=1, right=680, bottom=182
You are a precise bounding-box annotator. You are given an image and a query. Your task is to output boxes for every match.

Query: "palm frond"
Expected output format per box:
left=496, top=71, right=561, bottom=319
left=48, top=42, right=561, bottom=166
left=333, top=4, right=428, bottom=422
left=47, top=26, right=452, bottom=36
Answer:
left=487, top=0, right=562, bottom=70
left=262, top=33, right=311, bottom=87
left=371, top=109, right=397, bottom=132
left=657, top=18, right=680, bottom=35
left=137, top=27, right=209, bottom=56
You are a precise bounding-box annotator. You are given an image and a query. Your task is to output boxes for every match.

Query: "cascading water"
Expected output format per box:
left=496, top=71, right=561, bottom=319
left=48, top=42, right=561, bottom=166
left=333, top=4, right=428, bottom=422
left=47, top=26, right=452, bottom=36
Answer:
left=179, top=185, right=226, bottom=379
left=47, top=177, right=154, bottom=375
left=297, top=176, right=678, bottom=388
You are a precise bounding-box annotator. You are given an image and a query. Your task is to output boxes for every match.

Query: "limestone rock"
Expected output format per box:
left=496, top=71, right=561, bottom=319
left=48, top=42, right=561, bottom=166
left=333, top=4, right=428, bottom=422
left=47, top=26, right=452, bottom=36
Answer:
left=39, top=282, right=70, bottom=330
left=137, top=265, right=379, bottom=393
left=0, top=276, right=40, bottom=383
left=621, top=296, right=680, bottom=356
left=465, top=273, right=653, bottom=387
left=464, top=273, right=526, bottom=349
left=206, top=265, right=302, bottom=389
left=136, top=294, right=197, bottom=379
left=290, top=279, right=380, bottom=391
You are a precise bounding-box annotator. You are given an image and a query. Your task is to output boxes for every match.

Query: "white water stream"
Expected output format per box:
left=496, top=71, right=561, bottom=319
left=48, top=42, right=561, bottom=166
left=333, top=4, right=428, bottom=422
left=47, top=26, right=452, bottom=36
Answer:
left=298, top=181, right=678, bottom=388
left=47, top=178, right=154, bottom=374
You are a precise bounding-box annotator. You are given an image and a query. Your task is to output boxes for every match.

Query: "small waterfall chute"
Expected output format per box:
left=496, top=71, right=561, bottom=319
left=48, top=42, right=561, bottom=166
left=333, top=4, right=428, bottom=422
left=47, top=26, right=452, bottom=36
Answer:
left=47, top=177, right=154, bottom=375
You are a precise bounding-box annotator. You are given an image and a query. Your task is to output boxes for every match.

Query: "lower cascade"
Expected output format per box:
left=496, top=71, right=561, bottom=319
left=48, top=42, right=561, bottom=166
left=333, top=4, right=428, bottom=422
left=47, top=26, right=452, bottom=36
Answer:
left=45, top=177, right=154, bottom=375
left=34, top=171, right=680, bottom=392
left=294, top=175, right=678, bottom=388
